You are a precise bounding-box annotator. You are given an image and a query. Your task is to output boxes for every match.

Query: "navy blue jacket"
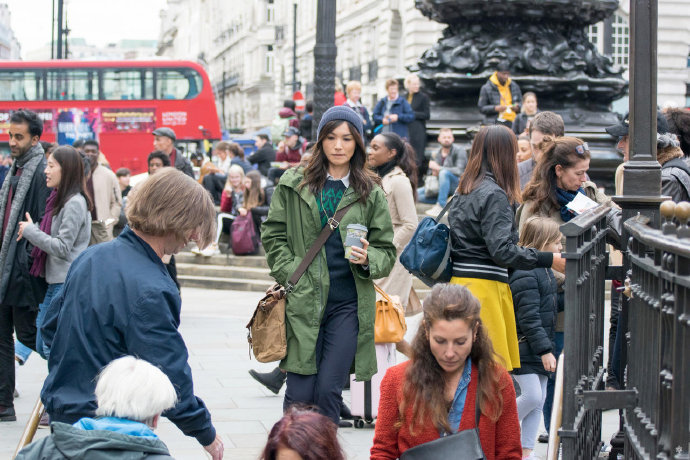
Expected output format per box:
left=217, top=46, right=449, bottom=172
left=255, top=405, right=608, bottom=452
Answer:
left=509, top=267, right=558, bottom=376
left=40, top=227, right=216, bottom=446
left=372, top=96, right=415, bottom=139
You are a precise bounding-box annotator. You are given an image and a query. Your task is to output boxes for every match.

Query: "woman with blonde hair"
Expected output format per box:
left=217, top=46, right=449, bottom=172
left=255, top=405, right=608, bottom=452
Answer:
left=512, top=92, right=539, bottom=136
left=343, top=80, right=373, bottom=140
left=371, top=283, right=521, bottom=459
left=196, top=164, right=246, bottom=256
left=40, top=168, right=224, bottom=459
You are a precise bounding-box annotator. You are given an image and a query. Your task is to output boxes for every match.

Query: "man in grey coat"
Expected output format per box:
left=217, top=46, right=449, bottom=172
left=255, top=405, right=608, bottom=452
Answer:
left=0, top=110, right=50, bottom=421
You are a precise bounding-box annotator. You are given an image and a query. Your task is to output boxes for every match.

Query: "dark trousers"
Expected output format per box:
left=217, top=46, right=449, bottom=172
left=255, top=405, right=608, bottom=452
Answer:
left=0, top=303, right=38, bottom=406
left=542, top=330, right=564, bottom=431
left=202, top=173, right=226, bottom=205
left=283, top=300, right=359, bottom=425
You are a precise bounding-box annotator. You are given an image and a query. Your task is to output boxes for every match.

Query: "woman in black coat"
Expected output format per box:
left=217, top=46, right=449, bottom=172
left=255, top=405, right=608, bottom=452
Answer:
left=404, top=74, right=430, bottom=181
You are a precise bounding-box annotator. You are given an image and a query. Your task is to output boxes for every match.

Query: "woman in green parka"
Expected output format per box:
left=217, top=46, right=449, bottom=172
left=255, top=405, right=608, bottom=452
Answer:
left=261, top=106, right=396, bottom=425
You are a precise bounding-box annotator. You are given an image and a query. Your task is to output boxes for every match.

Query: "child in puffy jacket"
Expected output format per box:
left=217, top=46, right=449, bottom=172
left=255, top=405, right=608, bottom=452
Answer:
left=509, top=216, right=561, bottom=459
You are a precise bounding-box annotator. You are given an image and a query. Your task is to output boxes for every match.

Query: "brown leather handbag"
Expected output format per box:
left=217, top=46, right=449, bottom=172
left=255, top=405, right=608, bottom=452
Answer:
left=246, top=202, right=356, bottom=363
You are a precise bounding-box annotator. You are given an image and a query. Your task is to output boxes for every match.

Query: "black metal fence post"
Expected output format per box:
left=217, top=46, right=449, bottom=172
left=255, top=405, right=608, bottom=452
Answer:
left=312, top=0, right=337, bottom=141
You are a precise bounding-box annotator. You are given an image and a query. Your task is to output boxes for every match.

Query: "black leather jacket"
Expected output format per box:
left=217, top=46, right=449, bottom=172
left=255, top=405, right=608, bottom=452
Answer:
left=448, top=173, right=552, bottom=283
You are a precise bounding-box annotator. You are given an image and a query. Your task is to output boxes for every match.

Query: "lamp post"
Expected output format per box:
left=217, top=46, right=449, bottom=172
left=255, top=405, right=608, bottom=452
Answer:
left=611, top=0, right=667, bottom=455
left=312, top=0, right=337, bottom=140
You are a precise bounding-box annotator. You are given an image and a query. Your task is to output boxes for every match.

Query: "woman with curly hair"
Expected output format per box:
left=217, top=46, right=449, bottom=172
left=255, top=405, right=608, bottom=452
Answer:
left=370, top=283, right=521, bottom=460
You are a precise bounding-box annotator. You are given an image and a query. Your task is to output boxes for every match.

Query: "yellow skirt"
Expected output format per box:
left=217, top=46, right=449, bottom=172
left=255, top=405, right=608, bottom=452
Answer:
left=450, top=276, right=520, bottom=371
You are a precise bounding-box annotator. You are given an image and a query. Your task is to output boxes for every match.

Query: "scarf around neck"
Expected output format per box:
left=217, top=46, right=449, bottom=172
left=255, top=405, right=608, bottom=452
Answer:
left=555, top=186, right=585, bottom=222
left=489, top=72, right=516, bottom=122
left=375, top=160, right=397, bottom=179
left=29, top=189, right=57, bottom=277
left=0, top=143, right=44, bottom=279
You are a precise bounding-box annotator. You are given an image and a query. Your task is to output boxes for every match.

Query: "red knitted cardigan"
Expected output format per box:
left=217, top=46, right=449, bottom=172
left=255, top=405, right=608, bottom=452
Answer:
left=370, top=360, right=522, bottom=460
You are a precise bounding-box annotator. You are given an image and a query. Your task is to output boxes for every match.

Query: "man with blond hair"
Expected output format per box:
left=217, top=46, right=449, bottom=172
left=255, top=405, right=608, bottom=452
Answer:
left=40, top=169, right=223, bottom=459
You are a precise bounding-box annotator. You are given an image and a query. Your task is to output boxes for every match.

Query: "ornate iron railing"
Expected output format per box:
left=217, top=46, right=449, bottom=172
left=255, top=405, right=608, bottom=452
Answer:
left=623, top=201, right=690, bottom=459
left=559, top=205, right=612, bottom=459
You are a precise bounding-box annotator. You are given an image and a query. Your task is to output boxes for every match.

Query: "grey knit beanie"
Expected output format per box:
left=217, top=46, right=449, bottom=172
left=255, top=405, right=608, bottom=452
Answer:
left=316, top=105, right=364, bottom=141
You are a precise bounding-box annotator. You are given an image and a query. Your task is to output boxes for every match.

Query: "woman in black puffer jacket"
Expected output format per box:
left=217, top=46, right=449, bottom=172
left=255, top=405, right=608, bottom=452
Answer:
left=509, top=216, right=561, bottom=459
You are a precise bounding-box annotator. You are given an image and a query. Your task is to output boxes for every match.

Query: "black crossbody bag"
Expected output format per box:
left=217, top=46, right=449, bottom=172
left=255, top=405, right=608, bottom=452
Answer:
left=400, top=387, right=486, bottom=460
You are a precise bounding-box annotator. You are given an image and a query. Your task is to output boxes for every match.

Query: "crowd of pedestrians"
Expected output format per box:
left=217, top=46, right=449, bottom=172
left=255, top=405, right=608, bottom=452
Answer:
left=1, top=65, right=689, bottom=460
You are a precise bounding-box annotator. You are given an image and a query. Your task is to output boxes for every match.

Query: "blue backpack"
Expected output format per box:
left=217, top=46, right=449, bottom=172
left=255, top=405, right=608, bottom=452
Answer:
left=400, top=196, right=455, bottom=287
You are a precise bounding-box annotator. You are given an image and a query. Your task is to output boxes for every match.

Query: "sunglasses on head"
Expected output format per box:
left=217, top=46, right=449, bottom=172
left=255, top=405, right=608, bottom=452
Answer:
left=575, top=142, right=590, bottom=156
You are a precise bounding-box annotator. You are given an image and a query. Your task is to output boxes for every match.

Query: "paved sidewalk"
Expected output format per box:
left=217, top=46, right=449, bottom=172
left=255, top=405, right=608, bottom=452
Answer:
left=5, top=287, right=619, bottom=459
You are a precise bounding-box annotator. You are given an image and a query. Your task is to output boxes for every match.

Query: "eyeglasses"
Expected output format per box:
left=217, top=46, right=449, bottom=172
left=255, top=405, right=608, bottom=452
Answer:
left=575, top=142, right=590, bottom=156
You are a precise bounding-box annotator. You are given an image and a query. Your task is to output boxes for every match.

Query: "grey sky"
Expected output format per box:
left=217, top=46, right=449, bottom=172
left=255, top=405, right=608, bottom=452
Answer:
left=4, top=0, right=167, bottom=58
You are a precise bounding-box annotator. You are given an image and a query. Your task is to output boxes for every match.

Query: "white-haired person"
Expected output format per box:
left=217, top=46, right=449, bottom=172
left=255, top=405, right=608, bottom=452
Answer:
left=39, top=168, right=224, bottom=459
left=17, top=356, right=177, bottom=459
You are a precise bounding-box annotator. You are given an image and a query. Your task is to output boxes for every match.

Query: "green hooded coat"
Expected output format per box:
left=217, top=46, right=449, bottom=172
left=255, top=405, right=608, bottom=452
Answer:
left=261, top=167, right=396, bottom=381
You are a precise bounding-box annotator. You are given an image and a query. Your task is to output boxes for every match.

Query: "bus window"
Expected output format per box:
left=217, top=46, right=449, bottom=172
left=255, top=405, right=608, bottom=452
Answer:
left=156, top=68, right=202, bottom=99
left=142, top=70, right=154, bottom=99
left=0, top=70, right=42, bottom=101
left=46, top=70, right=98, bottom=100
left=103, top=69, right=142, bottom=100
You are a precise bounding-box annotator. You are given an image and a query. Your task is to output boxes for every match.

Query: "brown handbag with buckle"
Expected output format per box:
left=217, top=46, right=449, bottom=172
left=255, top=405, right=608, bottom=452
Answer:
left=246, top=201, right=357, bottom=363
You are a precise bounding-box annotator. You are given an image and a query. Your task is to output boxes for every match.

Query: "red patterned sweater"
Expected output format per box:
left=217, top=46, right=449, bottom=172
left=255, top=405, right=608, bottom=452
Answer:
left=370, top=361, right=522, bottom=460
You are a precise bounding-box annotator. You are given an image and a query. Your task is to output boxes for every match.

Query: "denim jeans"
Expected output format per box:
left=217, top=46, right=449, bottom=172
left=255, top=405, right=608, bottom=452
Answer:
left=436, top=169, right=459, bottom=207
left=543, top=331, right=564, bottom=431
left=416, top=187, right=437, bottom=204
left=35, top=283, right=63, bottom=359
left=14, top=340, right=32, bottom=363
left=417, top=169, right=460, bottom=207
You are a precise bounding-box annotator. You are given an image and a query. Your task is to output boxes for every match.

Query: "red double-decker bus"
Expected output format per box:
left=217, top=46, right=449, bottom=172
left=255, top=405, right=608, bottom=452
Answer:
left=0, top=60, right=221, bottom=174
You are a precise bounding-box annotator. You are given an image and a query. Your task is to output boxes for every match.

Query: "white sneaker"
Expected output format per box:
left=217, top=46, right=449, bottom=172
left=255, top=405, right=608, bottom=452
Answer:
left=425, top=204, right=444, bottom=217
left=190, top=245, right=202, bottom=255
left=200, top=244, right=220, bottom=257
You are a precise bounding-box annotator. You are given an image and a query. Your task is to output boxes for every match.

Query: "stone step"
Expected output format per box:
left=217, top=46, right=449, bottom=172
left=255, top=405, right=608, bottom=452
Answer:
left=178, top=274, right=274, bottom=292
left=176, top=252, right=269, bottom=268
left=176, top=263, right=273, bottom=281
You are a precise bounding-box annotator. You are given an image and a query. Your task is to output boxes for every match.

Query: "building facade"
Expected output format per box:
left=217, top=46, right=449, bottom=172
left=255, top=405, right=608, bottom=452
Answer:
left=0, top=4, right=20, bottom=60
left=157, top=0, right=443, bottom=132
left=157, top=0, right=689, bottom=133
left=588, top=1, right=690, bottom=108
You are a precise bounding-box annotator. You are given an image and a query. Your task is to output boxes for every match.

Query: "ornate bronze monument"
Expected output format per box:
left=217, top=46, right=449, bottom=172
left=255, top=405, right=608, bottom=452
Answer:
left=412, top=0, right=628, bottom=189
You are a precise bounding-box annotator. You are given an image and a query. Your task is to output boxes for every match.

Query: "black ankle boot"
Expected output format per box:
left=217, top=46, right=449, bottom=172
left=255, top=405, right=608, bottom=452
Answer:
left=248, top=367, right=286, bottom=394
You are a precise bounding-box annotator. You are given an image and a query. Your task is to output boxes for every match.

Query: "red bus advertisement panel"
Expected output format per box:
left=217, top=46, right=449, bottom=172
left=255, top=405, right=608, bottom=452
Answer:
left=0, top=60, right=221, bottom=174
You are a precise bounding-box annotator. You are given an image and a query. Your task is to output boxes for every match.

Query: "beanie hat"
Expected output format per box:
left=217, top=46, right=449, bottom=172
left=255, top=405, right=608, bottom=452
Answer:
left=316, top=105, right=364, bottom=141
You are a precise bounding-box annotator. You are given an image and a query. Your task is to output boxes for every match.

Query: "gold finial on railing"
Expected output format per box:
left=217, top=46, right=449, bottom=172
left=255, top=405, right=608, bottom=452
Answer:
left=660, top=200, right=677, bottom=235
left=674, top=201, right=690, bottom=239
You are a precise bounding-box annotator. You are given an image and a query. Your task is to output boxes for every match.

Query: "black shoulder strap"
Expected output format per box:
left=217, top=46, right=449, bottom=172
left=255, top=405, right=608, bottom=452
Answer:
left=286, top=201, right=357, bottom=292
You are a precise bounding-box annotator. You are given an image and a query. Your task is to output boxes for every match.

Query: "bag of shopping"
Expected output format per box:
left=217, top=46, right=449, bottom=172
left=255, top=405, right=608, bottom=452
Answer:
left=399, top=196, right=455, bottom=287
left=424, top=174, right=440, bottom=199
left=374, top=284, right=407, bottom=343
left=246, top=284, right=287, bottom=363
left=231, top=214, right=259, bottom=255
